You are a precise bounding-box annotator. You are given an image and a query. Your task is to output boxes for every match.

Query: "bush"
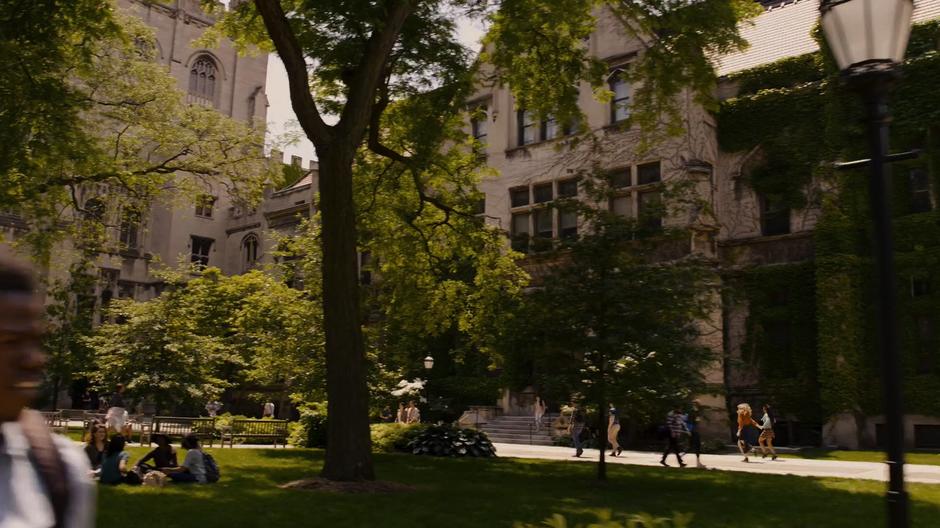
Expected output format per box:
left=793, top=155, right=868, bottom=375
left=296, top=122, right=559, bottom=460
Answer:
left=514, top=510, right=693, bottom=528
left=370, top=423, right=427, bottom=453
left=288, top=404, right=328, bottom=448
left=408, top=424, right=496, bottom=457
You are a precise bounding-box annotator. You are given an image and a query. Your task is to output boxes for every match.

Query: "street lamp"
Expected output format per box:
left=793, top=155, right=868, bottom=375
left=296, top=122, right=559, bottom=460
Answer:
left=820, top=2, right=914, bottom=527
left=423, top=355, right=435, bottom=370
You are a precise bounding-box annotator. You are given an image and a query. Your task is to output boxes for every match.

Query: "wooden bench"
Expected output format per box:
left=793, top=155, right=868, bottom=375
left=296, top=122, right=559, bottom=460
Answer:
left=40, top=411, right=68, bottom=435
left=221, top=419, right=289, bottom=448
left=149, top=416, right=217, bottom=447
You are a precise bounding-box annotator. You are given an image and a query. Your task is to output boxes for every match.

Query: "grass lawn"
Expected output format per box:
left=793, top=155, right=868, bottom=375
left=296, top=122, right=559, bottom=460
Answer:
left=95, top=447, right=940, bottom=528
left=782, top=449, right=940, bottom=466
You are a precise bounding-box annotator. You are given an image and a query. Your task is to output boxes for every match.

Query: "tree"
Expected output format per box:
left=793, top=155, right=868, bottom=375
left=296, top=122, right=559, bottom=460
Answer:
left=497, top=172, right=718, bottom=480
left=2, top=7, right=275, bottom=263
left=85, top=268, right=324, bottom=412
left=205, top=0, right=756, bottom=481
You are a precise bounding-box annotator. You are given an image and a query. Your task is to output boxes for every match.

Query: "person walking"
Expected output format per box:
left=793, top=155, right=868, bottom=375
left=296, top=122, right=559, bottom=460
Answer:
left=736, top=403, right=760, bottom=462
left=105, top=384, right=128, bottom=437
left=568, top=404, right=586, bottom=458
left=660, top=407, right=687, bottom=467
left=262, top=401, right=275, bottom=418
left=0, top=255, right=96, bottom=526
left=205, top=401, right=222, bottom=418
left=684, top=406, right=705, bottom=468
left=757, top=404, right=778, bottom=461
left=405, top=400, right=421, bottom=424
left=607, top=404, right=621, bottom=457
left=534, top=396, right=546, bottom=431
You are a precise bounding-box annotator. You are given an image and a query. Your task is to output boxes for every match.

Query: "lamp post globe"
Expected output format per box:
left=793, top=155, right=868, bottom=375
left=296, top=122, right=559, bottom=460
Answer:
left=819, top=0, right=913, bottom=76
left=423, top=355, right=434, bottom=370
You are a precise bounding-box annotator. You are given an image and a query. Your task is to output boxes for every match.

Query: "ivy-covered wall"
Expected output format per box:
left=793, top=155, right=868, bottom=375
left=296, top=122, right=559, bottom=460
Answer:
left=716, top=20, right=940, bottom=424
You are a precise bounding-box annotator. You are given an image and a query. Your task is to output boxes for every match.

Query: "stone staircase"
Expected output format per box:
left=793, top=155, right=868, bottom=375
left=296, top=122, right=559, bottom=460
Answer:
left=479, top=414, right=559, bottom=446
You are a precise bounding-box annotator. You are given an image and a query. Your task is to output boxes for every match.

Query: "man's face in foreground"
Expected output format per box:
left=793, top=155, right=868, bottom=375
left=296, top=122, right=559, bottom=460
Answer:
left=0, top=293, right=45, bottom=421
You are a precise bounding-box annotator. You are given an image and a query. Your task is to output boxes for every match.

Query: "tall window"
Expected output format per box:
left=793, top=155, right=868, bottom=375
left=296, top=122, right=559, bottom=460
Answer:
left=607, top=162, right=663, bottom=229
left=517, top=110, right=538, bottom=146
left=195, top=194, right=216, bottom=218
left=760, top=194, right=790, bottom=236
left=511, top=212, right=531, bottom=252
left=190, top=236, right=213, bottom=268
left=609, top=70, right=631, bottom=123
left=242, top=233, right=259, bottom=271
left=119, top=207, right=141, bottom=249
left=188, top=56, right=217, bottom=106
left=470, top=105, right=488, bottom=142
left=910, top=168, right=933, bottom=213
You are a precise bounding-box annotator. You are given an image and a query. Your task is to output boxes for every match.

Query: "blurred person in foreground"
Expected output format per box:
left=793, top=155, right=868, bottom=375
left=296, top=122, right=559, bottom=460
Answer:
left=0, top=255, right=95, bottom=527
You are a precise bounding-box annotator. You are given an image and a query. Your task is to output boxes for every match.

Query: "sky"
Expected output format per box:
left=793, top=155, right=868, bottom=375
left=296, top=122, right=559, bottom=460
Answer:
left=264, top=18, right=488, bottom=167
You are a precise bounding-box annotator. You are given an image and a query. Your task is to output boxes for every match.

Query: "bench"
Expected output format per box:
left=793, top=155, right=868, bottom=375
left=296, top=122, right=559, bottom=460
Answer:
left=148, top=416, right=217, bottom=447
left=221, top=419, right=289, bottom=448
left=40, top=411, right=68, bottom=435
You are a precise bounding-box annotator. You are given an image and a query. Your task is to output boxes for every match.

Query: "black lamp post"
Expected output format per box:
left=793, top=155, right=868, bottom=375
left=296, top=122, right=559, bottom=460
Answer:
left=819, top=1, right=914, bottom=527
left=423, top=355, right=434, bottom=416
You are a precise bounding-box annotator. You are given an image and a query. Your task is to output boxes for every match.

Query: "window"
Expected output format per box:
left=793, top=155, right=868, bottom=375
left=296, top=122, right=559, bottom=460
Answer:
left=242, top=233, right=259, bottom=271
left=473, top=197, right=486, bottom=215
left=609, top=70, right=630, bottom=123
left=533, top=183, right=553, bottom=204
left=195, top=194, right=216, bottom=218
left=910, top=168, right=932, bottom=213
left=637, top=161, right=661, bottom=185
left=638, top=190, right=662, bottom=230
left=190, top=236, right=213, bottom=268
left=610, top=169, right=631, bottom=189
left=559, top=210, right=578, bottom=239
left=534, top=209, right=553, bottom=239
left=359, top=251, right=372, bottom=285
left=543, top=116, right=561, bottom=141
left=610, top=195, right=633, bottom=218
left=518, top=110, right=538, bottom=146
left=188, top=56, right=217, bottom=106
left=557, top=178, right=579, bottom=198
left=84, top=198, right=105, bottom=221
left=470, top=105, right=488, bottom=142
left=510, top=187, right=530, bottom=208
left=760, top=194, right=790, bottom=236
left=511, top=212, right=530, bottom=252
left=119, top=208, right=141, bottom=249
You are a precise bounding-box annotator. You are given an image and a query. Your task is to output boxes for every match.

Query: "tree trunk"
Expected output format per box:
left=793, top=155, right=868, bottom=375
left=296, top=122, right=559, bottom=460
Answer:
left=317, top=145, right=375, bottom=481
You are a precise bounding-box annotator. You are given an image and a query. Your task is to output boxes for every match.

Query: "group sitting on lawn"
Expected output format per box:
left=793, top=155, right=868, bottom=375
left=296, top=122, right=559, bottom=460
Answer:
left=85, top=432, right=218, bottom=485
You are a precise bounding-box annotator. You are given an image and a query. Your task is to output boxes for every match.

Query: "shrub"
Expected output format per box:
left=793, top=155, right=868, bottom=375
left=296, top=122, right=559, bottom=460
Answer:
left=370, top=423, right=427, bottom=453
left=288, top=404, right=328, bottom=448
left=408, top=424, right=496, bottom=457
left=514, top=510, right=693, bottom=528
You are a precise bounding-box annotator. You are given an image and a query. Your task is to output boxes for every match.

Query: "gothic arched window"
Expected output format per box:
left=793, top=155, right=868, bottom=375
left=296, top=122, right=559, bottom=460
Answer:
left=188, top=56, right=217, bottom=106
left=242, top=233, right=259, bottom=271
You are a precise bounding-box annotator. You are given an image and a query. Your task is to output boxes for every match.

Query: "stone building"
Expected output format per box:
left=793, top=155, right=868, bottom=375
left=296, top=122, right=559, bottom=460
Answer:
left=470, top=0, right=940, bottom=446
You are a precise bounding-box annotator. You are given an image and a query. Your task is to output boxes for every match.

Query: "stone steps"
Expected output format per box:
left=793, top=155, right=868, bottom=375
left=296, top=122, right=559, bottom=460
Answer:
left=479, top=414, right=560, bottom=446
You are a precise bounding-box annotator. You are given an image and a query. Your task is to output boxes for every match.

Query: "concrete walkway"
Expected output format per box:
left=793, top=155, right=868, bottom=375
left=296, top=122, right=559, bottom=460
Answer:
left=493, top=443, right=940, bottom=485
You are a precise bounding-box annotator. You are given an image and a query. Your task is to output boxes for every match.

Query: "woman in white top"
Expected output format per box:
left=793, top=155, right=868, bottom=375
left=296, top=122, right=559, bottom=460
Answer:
left=534, top=396, right=546, bottom=431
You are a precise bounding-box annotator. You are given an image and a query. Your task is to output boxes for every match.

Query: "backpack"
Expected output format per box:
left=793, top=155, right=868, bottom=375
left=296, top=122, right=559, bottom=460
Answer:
left=202, top=452, right=220, bottom=483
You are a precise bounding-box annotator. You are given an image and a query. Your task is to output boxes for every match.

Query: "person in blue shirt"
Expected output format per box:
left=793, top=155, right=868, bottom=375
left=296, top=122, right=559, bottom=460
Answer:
left=683, top=406, right=705, bottom=468
left=607, top=404, right=621, bottom=457
left=99, top=435, right=140, bottom=485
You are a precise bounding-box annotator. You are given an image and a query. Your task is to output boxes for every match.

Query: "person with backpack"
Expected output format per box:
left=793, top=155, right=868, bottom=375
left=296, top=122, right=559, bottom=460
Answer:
left=757, top=404, right=778, bottom=461
left=161, top=434, right=219, bottom=484
left=0, top=255, right=96, bottom=527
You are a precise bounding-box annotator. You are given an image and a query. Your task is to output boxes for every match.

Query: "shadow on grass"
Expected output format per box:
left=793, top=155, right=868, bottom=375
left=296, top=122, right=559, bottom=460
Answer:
left=97, top=448, right=940, bottom=528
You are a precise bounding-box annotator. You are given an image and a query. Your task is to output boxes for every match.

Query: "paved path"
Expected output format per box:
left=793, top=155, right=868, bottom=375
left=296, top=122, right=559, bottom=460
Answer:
left=493, top=443, right=940, bottom=485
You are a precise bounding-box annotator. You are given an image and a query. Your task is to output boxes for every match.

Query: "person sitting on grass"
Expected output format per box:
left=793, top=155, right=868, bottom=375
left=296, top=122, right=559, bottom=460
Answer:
left=160, top=434, right=207, bottom=484
left=99, top=434, right=140, bottom=485
left=135, top=433, right=177, bottom=474
left=84, top=423, right=108, bottom=476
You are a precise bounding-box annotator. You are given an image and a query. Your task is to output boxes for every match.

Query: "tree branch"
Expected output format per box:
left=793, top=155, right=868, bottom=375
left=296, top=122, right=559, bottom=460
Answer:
left=254, top=0, right=332, bottom=144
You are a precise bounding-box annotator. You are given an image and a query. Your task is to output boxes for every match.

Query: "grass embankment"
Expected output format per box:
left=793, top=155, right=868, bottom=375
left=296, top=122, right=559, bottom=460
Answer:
left=95, top=447, right=940, bottom=528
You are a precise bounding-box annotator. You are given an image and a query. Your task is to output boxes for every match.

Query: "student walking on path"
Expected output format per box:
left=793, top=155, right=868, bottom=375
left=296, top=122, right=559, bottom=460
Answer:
left=533, top=396, right=546, bottom=431
left=568, top=405, right=586, bottom=458
left=758, top=404, right=778, bottom=461
left=607, top=404, right=621, bottom=457
left=684, top=407, right=705, bottom=468
left=660, top=407, right=687, bottom=467
left=736, top=403, right=761, bottom=462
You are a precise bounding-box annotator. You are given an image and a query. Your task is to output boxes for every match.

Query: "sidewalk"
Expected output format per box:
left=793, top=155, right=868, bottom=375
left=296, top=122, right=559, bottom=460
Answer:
left=492, top=443, right=940, bottom=485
